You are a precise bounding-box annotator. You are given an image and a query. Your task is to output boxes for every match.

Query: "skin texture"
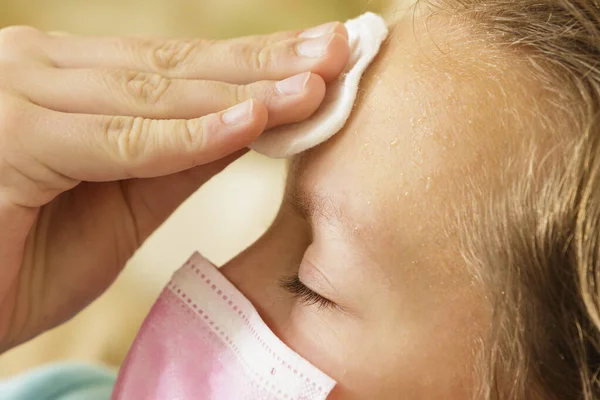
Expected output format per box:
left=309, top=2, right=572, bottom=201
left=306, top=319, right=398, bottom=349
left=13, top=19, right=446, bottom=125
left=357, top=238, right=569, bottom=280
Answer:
left=219, top=9, right=554, bottom=400
left=0, top=22, right=351, bottom=351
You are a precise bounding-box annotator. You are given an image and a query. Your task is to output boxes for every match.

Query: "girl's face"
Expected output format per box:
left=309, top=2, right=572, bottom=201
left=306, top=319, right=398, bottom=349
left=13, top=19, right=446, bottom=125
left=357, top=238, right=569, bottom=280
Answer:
left=220, top=10, right=539, bottom=400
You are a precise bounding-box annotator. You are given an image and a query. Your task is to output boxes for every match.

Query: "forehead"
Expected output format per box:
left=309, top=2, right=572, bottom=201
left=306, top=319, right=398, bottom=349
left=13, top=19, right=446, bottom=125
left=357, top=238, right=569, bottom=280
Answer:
left=290, top=15, right=540, bottom=255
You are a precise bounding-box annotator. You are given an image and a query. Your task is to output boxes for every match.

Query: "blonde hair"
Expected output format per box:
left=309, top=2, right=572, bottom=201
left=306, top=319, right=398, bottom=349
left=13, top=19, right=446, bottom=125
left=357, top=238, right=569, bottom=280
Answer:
left=421, top=1, right=600, bottom=399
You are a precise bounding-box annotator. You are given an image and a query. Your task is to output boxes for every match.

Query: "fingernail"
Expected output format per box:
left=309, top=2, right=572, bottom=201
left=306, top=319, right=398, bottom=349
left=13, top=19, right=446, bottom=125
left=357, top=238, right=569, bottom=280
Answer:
left=222, top=100, right=253, bottom=125
left=297, top=34, right=334, bottom=58
left=299, top=22, right=337, bottom=39
left=276, top=72, right=310, bottom=96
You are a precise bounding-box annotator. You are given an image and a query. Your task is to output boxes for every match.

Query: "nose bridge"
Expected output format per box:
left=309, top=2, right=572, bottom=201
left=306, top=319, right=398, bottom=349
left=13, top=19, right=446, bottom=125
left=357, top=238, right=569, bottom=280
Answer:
left=219, top=215, right=310, bottom=335
left=220, top=248, right=294, bottom=337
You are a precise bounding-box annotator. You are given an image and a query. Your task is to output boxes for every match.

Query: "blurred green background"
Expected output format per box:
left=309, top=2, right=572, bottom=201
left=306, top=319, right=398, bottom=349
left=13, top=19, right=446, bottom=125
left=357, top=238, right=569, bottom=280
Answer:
left=0, top=0, right=386, bottom=378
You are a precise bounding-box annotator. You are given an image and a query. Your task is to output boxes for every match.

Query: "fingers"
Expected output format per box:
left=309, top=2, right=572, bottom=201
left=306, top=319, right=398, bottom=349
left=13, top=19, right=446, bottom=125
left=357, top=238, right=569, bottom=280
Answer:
left=22, top=69, right=326, bottom=129
left=40, top=23, right=350, bottom=83
left=231, top=21, right=348, bottom=48
left=23, top=99, right=269, bottom=182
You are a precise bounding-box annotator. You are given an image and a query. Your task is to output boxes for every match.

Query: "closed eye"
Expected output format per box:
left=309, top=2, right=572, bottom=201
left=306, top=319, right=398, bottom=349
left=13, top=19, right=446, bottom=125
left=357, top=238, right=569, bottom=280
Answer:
left=280, top=274, right=338, bottom=311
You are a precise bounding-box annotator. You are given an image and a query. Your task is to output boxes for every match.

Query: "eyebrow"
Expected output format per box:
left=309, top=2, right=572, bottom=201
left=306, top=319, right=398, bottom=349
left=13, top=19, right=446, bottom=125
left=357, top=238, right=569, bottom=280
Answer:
left=287, top=177, right=381, bottom=268
left=287, top=179, right=351, bottom=230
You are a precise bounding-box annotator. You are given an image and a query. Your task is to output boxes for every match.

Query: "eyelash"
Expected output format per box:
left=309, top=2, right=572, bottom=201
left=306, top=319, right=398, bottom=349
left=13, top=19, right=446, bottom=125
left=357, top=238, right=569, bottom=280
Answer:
left=280, top=274, right=337, bottom=311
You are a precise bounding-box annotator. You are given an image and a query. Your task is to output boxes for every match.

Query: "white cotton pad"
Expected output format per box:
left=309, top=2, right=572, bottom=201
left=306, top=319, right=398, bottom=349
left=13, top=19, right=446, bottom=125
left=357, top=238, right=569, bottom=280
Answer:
left=251, top=12, right=389, bottom=159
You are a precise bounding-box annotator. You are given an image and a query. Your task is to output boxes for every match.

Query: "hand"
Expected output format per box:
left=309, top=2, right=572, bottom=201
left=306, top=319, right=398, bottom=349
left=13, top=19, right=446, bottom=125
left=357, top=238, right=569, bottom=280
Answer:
left=0, top=22, right=350, bottom=351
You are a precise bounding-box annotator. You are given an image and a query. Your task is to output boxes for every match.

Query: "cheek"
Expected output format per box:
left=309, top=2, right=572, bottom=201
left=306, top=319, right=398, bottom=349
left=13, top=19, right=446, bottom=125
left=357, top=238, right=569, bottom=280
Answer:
left=283, top=307, right=343, bottom=368
left=282, top=299, right=379, bottom=400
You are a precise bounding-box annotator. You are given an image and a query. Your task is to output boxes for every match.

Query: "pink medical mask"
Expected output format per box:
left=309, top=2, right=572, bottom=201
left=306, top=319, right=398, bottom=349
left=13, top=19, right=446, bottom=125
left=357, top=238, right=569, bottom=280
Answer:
left=112, top=252, right=336, bottom=400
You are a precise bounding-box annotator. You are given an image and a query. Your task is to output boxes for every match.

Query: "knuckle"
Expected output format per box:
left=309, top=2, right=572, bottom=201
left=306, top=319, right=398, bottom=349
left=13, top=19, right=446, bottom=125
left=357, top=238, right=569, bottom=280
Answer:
left=210, top=80, right=247, bottom=106
left=252, top=35, right=273, bottom=49
left=116, top=70, right=172, bottom=106
left=0, top=26, right=41, bottom=59
left=148, top=39, right=198, bottom=73
left=236, top=43, right=271, bottom=72
left=183, top=118, right=206, bottom=151
left=0, top=26, right=40, bottom=42
left=104, top=116, right=148, bottom=162
left=233, top=83, right=248, bottom=105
